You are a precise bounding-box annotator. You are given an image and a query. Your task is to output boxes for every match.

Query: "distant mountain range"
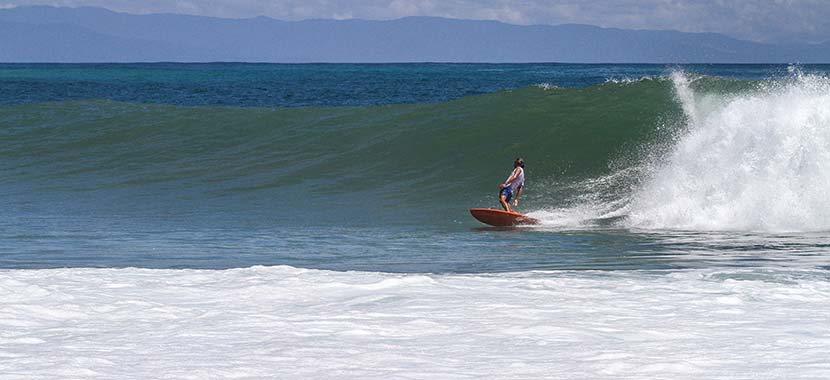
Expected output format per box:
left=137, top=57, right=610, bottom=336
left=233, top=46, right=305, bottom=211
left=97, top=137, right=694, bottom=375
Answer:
left=1, top=6, right=828, bottom=63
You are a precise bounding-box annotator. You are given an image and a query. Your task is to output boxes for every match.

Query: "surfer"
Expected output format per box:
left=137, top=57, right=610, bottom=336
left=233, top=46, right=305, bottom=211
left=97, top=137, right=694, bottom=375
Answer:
left=499, top=158, right=525, bottom=212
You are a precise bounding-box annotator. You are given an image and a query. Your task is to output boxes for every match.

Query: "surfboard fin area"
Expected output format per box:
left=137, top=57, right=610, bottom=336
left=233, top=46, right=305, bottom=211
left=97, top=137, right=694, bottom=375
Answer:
left=470, top=208, right=539, bottom=227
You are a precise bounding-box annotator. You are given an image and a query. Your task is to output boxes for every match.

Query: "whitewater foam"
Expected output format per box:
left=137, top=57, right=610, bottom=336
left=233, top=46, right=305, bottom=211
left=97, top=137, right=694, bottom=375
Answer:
left=624, top=71, right=830, bottom=232
left=604, top=76, right=659, bottom=85
left=1, top=266, right=828, bottom=379
left=534, top=82, right=559, bottom=90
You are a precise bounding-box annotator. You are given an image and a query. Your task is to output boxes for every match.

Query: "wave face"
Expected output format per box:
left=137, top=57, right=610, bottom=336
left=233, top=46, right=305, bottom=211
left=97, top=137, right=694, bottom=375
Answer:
left=3, top=69, right=830, bottom=231
left=0, top=79, right=677, bottom=225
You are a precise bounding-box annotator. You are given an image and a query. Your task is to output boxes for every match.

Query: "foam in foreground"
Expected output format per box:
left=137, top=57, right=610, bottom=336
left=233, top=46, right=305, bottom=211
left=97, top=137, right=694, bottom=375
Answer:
left=1, top=266, right=829, bottom=379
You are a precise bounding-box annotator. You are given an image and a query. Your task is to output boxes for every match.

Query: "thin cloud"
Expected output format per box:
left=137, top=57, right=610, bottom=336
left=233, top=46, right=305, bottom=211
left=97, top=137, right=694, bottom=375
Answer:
left=3, top=0, right=829, bottom=43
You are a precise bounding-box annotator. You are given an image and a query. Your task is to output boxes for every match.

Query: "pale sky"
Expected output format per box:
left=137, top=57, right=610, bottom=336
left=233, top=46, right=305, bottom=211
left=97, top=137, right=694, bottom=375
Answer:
left=2, top=0, right=829, bottom=43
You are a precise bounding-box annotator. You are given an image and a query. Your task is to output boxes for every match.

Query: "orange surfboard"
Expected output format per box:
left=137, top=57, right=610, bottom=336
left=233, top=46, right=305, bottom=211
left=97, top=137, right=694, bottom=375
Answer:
left=470, top=208, right=539, bottom=227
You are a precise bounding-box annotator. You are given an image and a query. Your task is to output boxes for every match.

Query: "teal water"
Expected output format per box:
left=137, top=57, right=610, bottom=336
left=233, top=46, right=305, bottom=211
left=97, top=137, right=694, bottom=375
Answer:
left=2, top=63, right=830, bottom=272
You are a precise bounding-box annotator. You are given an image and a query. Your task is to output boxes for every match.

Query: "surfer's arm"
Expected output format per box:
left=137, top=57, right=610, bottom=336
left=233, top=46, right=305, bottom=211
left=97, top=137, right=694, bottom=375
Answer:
left=514, top=185, right=523, bottom=206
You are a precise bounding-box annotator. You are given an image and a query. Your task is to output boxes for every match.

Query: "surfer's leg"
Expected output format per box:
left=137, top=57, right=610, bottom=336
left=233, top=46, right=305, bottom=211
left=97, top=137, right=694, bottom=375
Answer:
left=500, top=193, right=511, bottom=212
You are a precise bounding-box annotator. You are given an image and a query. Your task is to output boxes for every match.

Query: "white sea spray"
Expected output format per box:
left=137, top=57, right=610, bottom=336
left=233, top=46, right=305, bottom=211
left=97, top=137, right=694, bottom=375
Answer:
left=627, top=71, right=830, bottom=231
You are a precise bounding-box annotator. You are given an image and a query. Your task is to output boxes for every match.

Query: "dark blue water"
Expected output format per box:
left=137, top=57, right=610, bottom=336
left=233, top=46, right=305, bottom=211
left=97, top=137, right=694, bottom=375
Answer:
left=0, top=63, right=819, bottom=107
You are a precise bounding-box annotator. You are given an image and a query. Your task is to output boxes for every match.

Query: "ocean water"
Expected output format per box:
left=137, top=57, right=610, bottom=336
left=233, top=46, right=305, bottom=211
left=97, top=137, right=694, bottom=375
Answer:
left=2, top=63, right=830, bottom=379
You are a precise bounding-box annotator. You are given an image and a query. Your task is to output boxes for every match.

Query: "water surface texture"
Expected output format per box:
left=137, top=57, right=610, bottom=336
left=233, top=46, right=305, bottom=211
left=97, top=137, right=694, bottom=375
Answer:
left=2, top=63, right=830, bottom=379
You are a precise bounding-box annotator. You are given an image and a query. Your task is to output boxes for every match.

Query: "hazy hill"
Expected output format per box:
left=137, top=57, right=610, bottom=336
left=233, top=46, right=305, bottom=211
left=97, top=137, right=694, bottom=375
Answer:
left=1, top=6, right=827, bottom=63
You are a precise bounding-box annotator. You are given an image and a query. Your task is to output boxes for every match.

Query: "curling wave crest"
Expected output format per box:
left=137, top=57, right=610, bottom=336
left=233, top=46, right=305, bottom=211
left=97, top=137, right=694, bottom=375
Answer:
left=625, top=71, right=830, bottom=232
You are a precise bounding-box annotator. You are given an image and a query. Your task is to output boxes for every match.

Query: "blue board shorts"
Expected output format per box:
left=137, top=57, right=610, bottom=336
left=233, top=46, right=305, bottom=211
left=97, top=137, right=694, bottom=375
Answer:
left=500, top=188, right=513, bottom=203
